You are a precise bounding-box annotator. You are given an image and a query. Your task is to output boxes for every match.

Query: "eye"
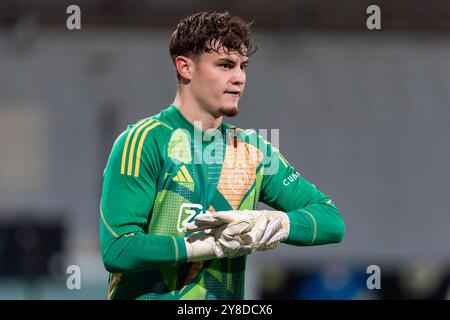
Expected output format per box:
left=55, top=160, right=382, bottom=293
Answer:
left=240, top=64, right=248, bottom=70
left=220, top=63, right=232, bottom=69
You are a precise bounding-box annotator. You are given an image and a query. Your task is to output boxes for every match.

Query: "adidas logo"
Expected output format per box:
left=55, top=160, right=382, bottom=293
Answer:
left=172, top=165, right=194, bottom=183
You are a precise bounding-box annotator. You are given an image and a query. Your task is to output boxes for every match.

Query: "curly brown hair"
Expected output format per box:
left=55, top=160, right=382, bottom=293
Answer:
left=169, top=11, right=257, bottom=79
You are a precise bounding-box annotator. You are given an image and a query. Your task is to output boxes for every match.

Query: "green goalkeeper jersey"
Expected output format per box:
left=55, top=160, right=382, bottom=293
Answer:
left=100, top=104, right=344, bottom=300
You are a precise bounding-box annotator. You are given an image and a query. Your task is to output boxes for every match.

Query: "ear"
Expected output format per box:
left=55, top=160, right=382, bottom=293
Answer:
left=175, top=56, right=194, bottom=81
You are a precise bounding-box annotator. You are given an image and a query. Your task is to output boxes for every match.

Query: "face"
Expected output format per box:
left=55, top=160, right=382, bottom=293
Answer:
left=189, top=48, right=248, bottom=117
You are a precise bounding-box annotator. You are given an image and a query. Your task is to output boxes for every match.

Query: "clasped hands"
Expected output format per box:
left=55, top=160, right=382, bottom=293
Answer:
left=183, top=210, right=290, bottom=262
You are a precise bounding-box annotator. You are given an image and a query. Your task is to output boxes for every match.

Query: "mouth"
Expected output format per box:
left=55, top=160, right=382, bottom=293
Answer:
left=225, top=90, right=241, bottom=97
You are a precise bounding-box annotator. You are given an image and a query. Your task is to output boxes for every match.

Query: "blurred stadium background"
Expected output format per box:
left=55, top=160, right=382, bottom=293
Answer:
left=0, top=0, right=449, bottom=299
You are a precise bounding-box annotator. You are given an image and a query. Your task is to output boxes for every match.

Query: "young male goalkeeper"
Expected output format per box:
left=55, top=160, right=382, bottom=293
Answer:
left=100, top=11, right=345, bottom=300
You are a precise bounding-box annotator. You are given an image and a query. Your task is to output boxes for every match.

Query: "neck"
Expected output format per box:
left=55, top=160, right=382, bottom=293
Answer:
left=173, top=91, right=223, bottom=131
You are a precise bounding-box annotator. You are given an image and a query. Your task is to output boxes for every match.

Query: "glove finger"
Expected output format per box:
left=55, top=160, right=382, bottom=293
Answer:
left=184, top=212, right=236, bottom=232
left=235, top=245, right=253, bottom=256
left=223, top=221, right=252, bottom=240
left=182, top=222, right=204, bottom=232
left=218, top=238, right=242, bottom=251
left=258, top=217, right=282, bottom=245
left=266, top=230, right=289, bottom=246
left=226, top=245, right=253, bottom=258
left=183, top=222, right=219, bottom=232
left=239, top=215, right=269, bottom=244
left=182, top=214, right=218, bottom=232
left=201, top=210, right=258, bottom=235
left=257, top=230, right=289, bottom=251
left=214, top=243, right=225, bottom=258
left=195, top=213, right=224, bottom=226
left=213, top=212, right=240, bottom=224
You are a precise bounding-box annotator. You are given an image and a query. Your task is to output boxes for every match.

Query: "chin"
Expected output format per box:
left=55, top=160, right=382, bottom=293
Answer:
left=219, top=104, right=239, bottom=117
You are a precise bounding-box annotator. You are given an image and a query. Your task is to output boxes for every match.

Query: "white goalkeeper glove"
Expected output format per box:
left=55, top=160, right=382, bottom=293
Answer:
left=184, top=210, right=290, bottom=252
left=184, top=224, right=253, bottom=262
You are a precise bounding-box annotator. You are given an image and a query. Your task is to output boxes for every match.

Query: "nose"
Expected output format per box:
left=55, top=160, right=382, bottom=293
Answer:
left=230, top=66, right=245, bottom=85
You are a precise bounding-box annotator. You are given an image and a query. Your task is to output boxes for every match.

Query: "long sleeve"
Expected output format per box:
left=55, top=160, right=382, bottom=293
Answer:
left=259, top=144, right=345, bottom=246
left=101, top=231, right=187, bottom=273
left=100, top=120, right=188, bottom=273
